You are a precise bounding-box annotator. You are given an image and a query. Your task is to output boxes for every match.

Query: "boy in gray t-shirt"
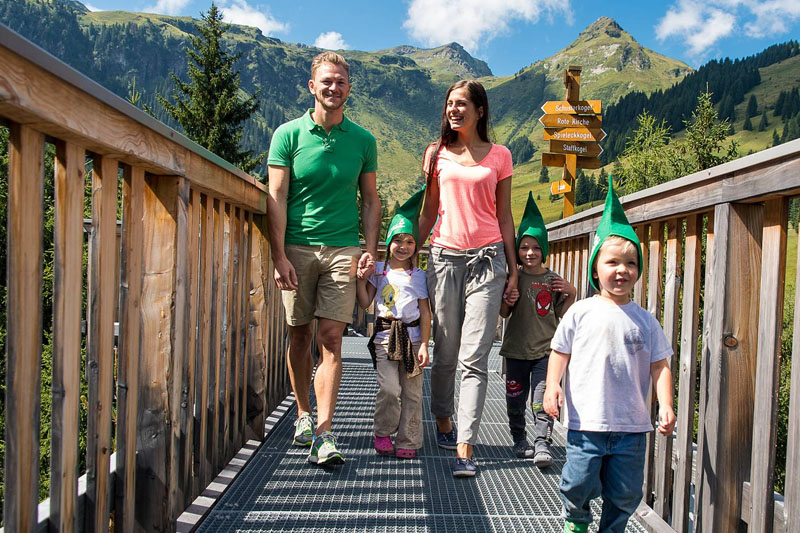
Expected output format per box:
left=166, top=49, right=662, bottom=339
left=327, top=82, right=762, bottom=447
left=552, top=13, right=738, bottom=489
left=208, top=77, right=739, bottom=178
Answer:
left=543, top=178, right=675, bottom=533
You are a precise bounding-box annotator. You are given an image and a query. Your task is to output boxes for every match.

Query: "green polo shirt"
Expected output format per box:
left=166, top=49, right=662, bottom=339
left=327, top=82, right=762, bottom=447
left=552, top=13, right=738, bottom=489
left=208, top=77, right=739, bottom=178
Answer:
left=268, top=109, right=378, bottom=246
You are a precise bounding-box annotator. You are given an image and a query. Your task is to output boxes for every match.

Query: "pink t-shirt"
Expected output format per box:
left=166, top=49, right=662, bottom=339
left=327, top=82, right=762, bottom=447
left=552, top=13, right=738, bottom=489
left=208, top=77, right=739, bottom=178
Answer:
left=426, top=143, right=513, bottom=250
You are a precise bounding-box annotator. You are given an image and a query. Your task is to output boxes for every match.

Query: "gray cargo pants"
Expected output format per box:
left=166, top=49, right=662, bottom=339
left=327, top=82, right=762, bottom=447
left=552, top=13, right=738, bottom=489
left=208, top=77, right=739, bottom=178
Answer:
left=427, top=242, right=507, bottom=445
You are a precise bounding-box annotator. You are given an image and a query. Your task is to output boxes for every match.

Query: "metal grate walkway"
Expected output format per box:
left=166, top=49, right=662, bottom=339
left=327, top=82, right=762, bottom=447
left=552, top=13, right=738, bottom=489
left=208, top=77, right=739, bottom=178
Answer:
left=196, top=337, right=649, bottom=532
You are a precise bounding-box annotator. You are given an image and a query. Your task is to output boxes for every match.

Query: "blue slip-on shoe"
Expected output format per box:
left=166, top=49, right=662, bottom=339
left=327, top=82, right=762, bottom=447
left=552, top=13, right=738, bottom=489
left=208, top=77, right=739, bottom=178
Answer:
left=436, top=428, right=458, bottom=450
left=453, top=457, right=478, bottom=477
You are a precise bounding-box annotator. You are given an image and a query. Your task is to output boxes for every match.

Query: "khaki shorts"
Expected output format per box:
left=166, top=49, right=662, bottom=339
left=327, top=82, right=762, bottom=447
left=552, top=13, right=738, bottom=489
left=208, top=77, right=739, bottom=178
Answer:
left=282, top=244, right=361, bottom=326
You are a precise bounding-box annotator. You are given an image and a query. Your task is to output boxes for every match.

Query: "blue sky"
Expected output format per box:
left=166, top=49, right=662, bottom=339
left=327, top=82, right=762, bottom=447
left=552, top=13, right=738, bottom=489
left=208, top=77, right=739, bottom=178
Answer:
left=82, top=0, right=800, bottom=76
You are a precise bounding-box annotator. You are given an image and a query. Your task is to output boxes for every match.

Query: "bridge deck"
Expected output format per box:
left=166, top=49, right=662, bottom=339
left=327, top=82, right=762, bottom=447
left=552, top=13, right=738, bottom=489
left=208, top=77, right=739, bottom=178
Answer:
left=196, top=337, right=648, bottom=532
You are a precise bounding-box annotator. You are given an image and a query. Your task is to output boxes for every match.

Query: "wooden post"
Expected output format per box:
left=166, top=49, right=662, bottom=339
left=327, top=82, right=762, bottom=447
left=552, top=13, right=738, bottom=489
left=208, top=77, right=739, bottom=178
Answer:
left=211, top=199, right=224, bottom=472
left=135, top=175, right=184, bottom=531
left=115, top=165, right=144, bottom=532
left=749, top=198, right=787, bottom=532
left=672, top=214, right=702, bottom=532
left=698, top=203, right=763, bottom=532
left=562, top=65, right=581, bottom=218
left=4, top=123, right=45, bottom=532
left=51, top=141, right=85, bottom=533
left=86, top=155, right=119, bottom=533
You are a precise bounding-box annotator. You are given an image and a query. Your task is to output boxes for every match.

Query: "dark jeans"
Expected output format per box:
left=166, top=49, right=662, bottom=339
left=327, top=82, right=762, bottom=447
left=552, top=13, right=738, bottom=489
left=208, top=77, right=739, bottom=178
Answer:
left=504, top=356, right=552, bottom=450
left=560, top=430, right=646, bottom=532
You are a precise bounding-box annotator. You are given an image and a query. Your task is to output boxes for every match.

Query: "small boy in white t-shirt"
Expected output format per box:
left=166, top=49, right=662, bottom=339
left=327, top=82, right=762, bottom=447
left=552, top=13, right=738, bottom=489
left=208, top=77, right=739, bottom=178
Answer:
left=357, top=189, right=431, bottom=459
left=543, top=177, right=676, bottom=533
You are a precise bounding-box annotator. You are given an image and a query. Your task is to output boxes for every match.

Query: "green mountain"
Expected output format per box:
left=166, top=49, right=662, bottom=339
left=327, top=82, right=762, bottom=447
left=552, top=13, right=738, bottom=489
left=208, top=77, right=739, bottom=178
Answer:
left=2, top=0, right=799, bottom=218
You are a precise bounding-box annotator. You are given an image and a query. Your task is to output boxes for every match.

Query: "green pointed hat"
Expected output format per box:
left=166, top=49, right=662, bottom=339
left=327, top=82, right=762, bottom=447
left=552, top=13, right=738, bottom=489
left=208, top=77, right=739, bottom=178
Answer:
left=516, top=192, right=549, bottom=262
left=589, top=175, right=643, bottom=291
left=386, top=187, right=425, bottom=249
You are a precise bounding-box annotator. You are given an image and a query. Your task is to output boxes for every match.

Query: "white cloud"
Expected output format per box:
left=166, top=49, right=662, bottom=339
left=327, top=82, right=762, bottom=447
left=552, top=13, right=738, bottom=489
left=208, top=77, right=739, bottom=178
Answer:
left=84, top=3, right=102, bottom=11
left=403, top=0, right=571, bottom=54
left=314, top=31, right=350, bottom=50
left=219, top=0, right=288, bottom=36
left=143, top=0, right=191, bottom=16
left=657, top=0, right=800, bottom=57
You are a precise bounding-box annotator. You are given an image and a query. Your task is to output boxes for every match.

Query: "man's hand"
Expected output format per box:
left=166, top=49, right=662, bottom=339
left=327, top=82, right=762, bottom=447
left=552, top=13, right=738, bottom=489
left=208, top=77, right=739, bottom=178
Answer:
left=273, top=256, right=298, bottom=290
left=656, top=405, right=676, bottom=436
left=357, top=251, right=375, bottom=279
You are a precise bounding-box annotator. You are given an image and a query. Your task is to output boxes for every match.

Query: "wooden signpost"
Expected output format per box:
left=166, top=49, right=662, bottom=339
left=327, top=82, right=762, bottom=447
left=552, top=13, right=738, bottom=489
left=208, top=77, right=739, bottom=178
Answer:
left=541, top=66, right=603, bottom=217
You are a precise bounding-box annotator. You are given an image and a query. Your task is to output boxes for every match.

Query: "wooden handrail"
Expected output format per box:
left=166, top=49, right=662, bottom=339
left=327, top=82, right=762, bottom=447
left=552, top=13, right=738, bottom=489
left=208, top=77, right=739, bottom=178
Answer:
left=0, top=22, right=290, bottom=532
left=545, top=137, right=800, bottom=532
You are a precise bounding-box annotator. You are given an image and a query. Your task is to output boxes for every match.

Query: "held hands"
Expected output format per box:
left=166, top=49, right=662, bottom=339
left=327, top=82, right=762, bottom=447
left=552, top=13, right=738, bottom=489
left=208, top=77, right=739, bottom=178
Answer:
left=503, top=272, right=519, bottom=306
left=543, top=384, right=562, bottom=419
left=656, top=405, right=676, bottom=436
left=357, top=252, right=375, bottom=279
left=417, top=344, right=430, bottom=368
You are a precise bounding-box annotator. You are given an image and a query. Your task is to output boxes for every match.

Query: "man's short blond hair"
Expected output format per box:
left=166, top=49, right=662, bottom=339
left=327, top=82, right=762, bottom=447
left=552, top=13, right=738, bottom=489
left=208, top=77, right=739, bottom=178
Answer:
left=311, top=51, right=350, bottom=78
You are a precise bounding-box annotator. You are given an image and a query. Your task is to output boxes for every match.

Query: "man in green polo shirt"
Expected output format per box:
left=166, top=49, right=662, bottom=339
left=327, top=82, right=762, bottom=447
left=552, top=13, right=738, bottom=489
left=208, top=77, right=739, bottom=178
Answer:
left=267, top=51, right=380, bottom=466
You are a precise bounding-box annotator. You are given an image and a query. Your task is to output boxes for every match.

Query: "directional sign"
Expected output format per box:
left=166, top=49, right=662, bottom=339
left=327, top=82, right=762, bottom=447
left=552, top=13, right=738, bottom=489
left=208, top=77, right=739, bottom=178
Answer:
left=541, top=100, right=602, bottom=115
left=549, top=140, right=604, bottom=157
left=543, top=127, right=606, bottom=142
left=539, top=114, right=602, bottom=129
left=542, top=152, right=603, bottom=169
left=550, top=180, right=572, bottom=195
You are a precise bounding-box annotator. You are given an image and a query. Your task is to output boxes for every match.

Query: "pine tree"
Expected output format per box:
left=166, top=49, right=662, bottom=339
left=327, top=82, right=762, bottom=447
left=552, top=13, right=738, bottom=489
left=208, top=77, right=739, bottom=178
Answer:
left=157, top=3, right=264, bottom=174
left=743, top=115, right=753, bottom=131
left=685, top=90, right=739, bottom=171
left=758, top=110, right=768, bottom=132
left=746, top=94, right=758, bottom=118
left=774, top=128, right=781, bottom=147
left=539, top=166, right=549, bottom=184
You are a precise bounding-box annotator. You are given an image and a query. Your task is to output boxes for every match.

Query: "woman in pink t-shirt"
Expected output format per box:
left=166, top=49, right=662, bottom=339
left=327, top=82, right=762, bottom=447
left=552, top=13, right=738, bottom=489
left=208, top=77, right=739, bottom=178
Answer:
left=418, top=79, right=520, bottom=477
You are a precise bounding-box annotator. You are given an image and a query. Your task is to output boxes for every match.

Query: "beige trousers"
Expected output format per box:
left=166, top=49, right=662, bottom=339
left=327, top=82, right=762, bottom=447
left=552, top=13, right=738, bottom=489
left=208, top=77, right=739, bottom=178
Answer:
left=373, top=342, right=424, bottom=449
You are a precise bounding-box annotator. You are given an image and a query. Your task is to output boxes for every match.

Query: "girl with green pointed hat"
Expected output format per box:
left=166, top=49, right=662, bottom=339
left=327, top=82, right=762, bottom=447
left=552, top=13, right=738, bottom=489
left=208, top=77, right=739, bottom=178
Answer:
left=543, top=176, right=675, bottom=533
left=356, top=188, right=431, bottom=460
left=499, top=192, right=576, bottom=466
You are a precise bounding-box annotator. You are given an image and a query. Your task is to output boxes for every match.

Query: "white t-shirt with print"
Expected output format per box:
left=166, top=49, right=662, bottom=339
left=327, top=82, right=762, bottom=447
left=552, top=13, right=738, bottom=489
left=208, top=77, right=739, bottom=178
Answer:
left=368, top=262, right=428, bottom=343
left=550, top=296, right=673, bottom=433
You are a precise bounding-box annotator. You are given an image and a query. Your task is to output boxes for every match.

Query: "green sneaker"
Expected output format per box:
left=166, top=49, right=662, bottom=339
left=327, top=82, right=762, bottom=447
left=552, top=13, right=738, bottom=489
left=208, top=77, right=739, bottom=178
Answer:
left=293, top=413, right=315, bottom=447
left=563, top=520, right=588, bottom=533
left=308, top=431, right=344, bottom=466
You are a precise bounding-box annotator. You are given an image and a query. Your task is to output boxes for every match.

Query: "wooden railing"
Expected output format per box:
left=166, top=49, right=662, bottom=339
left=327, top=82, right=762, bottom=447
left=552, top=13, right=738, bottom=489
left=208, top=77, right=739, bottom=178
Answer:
left=0, top=24, right=290, bottom=531
left=546, top=137, right=800, bottom=532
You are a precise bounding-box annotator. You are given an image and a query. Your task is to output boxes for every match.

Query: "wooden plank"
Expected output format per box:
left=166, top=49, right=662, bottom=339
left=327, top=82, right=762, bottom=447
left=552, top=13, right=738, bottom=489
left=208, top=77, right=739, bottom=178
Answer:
left=671, top=214, right=702, bottom=532
left=240, top=213, right=253, bottom=431
left=542, top=152, right=602, bottom=170
left=115, top=165, right=144, bottom=532
left=194, top=194, right=215, bottom=495
left=135, top=175, right=180, bottom=530
left=247, top=214, right=270, bottom=439
left=50, top=141, right=84, bottom=533
left=788, top=204, right=800, bottom=533
left=749, top=198, right=788, bottom=532
left=230, top=208, right=244, bottom=451
left=169, top=178, right=190, bottom=522
left=693, top=211, right=714, bottom=527
left=182, top=188, right=201, bottom=504
left=4, top=123, right=45, bottom=532
left=85, top=155, right=119, bottom=533
left=211, top=199, right=225, bottom=471
left=582, top=233, right=593, bottom=298
left=654, top=219, right=681, bottom=518
left=697, top=203, right=763, bottom=533
left=633, top=225, right=649, bottom=308
left=643, top=223, right=664, bottom=506
left=0, top=41, right=267, bottom=214
left=221, top=204, right=234, bottom=463
left=742, top=481, right=786, bottom=531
